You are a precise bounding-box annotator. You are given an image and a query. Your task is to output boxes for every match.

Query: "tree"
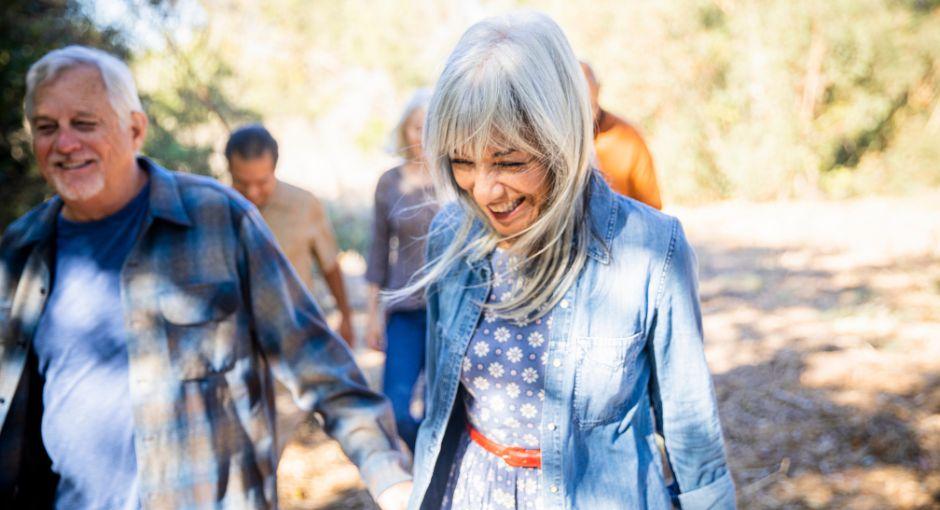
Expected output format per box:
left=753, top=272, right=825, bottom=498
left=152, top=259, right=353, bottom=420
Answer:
left=0, top=0, right=128, bottom=231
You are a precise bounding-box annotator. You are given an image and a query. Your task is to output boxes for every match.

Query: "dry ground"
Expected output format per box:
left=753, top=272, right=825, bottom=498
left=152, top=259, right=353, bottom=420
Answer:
left=277, top=194, right=940, bottom=509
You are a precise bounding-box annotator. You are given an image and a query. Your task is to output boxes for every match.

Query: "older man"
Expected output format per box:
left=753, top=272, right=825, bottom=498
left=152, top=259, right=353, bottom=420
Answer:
left=224, top=124, right=355, bottom=345
left=0, top=46, right=411, bottom=509
left=581, top=62, right=662, bottom=209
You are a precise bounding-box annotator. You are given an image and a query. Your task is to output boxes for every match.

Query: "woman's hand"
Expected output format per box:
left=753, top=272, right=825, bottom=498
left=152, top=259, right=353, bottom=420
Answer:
left=365, top=284, right=386, bottom=351
left=376, top=480, right=412, bottom=510
left=365, top=313, right=385, bottom=351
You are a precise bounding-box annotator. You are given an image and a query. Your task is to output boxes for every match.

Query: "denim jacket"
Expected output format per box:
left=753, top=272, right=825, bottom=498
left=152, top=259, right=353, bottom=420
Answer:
left=409, top=174, right=735, bottom=509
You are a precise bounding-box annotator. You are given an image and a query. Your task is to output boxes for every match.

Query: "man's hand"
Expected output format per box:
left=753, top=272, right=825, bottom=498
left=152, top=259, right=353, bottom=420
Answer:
left=337, top=312, right=355, bottom=348
left=376, top=481, right=412, bottom=510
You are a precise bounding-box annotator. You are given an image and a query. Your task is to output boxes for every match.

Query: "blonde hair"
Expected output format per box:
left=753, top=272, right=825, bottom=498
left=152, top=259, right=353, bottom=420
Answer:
left=394, top=11, right=595, bottom=321
left=389, top=88, right=433, bottom=158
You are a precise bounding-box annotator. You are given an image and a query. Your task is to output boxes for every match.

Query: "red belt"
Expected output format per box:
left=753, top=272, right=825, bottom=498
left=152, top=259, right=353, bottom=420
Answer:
left=467, top=423, right=542, bottom=469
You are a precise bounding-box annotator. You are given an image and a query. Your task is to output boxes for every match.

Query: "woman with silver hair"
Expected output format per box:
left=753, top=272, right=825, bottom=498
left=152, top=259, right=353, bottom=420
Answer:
left=401, top=12, right=735, bottom=510
left=365, top=89, right=439, bottom=452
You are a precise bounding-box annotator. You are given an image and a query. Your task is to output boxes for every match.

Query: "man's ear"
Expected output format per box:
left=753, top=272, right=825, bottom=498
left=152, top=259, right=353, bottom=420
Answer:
left=129, top=111, right=149, bottom=152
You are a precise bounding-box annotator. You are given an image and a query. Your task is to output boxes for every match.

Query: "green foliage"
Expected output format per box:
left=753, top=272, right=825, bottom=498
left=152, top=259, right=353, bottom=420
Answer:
left=0, top=0, right=128, bottom=230
left=630, top=0, right=940, bottom=201
left=5, top=0, right=939, bottom=233
left=324, top=197, right=372, bottom=255
left=136, top=34, right=259, bottom=176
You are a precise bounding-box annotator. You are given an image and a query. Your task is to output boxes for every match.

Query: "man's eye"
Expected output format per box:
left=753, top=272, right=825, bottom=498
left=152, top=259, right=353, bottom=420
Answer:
left=74, top=121, right=97, bottom=131
left=496, top=161, right=526, bottom=169
left=36, top=124, right=56, bottom=134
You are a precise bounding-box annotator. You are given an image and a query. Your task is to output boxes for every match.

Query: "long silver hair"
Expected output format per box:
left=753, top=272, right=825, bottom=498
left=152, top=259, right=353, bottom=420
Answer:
left=389, top=88, right=433, bottom=158
left=396, top=11, right=595, bottom=321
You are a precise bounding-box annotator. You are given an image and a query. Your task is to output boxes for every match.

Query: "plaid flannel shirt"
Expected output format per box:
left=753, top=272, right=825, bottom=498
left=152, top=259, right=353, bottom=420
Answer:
left=0, top=158, right=410, bottom=509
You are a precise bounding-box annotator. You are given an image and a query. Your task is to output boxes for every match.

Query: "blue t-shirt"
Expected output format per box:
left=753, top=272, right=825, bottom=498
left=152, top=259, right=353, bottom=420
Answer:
left=33, top=184, right=150, bottom=510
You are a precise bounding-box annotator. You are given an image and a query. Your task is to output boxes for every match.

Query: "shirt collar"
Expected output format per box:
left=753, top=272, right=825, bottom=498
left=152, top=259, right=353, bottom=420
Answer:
left=140, top=156, right=193, bottom=228
left=14, top=195, right=63, bottom=249
left=13, top=156, right=193, bottom=251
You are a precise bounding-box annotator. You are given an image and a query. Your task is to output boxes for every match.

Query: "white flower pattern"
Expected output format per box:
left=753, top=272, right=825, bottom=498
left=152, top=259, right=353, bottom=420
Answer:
left=521, top=367, right=539, bottom=384
left=488, top=362, right=505, bottom=378
left=443, top=247, right=557, bottom=510
left=520, top=404, right=537, bottom=419
left=473, top=376, right=490, bottom=391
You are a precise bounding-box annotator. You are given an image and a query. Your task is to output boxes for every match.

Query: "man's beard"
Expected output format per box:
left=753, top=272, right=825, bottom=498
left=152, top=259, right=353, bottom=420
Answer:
left=51, top=169, right=106, bottom=202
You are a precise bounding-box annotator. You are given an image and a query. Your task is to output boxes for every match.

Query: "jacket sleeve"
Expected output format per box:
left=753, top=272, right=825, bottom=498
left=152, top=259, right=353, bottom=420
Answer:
left=648, top=218, right=735, bottom=509
left=235, top=206, right=410, bottom=498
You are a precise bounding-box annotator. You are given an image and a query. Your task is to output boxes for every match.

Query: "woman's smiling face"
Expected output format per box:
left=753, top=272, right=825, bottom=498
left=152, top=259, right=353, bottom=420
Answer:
left=450, top=145, right=550, bottom=244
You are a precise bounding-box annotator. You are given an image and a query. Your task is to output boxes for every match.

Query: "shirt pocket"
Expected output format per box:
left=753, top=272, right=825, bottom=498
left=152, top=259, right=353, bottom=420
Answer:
left=159, top=281, right=239, bottom=380
left=573, top=332, right=646, bottom=427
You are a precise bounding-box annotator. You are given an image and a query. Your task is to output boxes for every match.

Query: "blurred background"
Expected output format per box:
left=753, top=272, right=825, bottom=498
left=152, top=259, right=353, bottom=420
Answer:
left=2, top=1, right=939, bottom=508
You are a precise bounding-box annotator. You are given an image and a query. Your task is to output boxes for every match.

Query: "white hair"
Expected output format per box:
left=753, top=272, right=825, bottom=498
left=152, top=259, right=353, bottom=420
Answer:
left=389, top=88, right=433, bottom=157
left=24, top=45, right=144, bottom=127
left=392, top=11, right=595, bottom=321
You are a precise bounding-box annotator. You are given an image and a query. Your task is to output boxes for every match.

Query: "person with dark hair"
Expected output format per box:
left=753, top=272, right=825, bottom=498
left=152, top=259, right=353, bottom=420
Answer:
left=225, top=123, right=355, bottom=344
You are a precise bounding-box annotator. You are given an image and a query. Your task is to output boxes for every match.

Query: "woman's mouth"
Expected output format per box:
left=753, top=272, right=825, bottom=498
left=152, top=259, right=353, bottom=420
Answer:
left=488, top=197, right=525, bottom=221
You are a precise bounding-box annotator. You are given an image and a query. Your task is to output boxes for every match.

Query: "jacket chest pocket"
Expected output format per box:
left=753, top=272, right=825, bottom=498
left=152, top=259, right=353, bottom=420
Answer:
left=159, top=281, right=239, bottom=380
left=572, top=332, right=646, bottom=427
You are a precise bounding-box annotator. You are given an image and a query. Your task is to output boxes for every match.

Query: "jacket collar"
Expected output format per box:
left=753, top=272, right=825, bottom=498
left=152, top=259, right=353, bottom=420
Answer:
left=10, top=156, right=192, bottom=250
left=14, top=196, right=63, bottom=249
left=584, top=170, right=618, bottom=265
left=141, top=157, right=192, bottom=228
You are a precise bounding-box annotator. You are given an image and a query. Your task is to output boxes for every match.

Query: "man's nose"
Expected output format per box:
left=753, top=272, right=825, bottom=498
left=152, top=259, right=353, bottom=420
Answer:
left=54, top=128, right=81, bottom=154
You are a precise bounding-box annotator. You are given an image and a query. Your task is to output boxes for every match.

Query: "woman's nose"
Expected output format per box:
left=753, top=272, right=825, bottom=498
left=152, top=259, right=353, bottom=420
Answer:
left=472, top=165, right=503, bottom=203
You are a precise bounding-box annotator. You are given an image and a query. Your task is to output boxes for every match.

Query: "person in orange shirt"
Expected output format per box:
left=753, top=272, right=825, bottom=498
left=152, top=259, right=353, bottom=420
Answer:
left=581, top=62, right=662, bottom=209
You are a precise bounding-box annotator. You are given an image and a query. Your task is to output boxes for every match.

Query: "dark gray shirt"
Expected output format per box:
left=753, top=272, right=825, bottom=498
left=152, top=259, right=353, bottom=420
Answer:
left=366, top=166, right=438, bottom=313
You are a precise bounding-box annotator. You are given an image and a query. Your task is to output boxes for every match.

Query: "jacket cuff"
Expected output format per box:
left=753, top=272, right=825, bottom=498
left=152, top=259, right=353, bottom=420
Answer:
left=677, top=472, right=736, bottom=510
left=358, top=450, right=413, bottom=500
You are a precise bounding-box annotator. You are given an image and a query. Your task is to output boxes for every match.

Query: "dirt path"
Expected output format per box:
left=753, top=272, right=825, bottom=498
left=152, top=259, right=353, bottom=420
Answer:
left=277, top=195, right=940, bottom=509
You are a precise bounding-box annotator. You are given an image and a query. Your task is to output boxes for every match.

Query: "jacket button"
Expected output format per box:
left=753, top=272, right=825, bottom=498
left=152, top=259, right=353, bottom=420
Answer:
left=547, top=422, right=556, bottom=431
left=549, top=485, right=559, bottom=493
left=559, top=300, right=569, bottom=309
left=0, top=398, right=6, bottom=405
left=552, top=359, right=562, bottom=368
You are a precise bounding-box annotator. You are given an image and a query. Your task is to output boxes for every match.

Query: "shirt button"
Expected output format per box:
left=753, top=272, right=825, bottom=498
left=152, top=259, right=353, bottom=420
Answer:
left=560, top=299, right=569, bottom=309
left=552, top=359, right=562, bottom=368
left=547, top=422, right=556, bottom=431
left=550, top=485, right=559, bottom=493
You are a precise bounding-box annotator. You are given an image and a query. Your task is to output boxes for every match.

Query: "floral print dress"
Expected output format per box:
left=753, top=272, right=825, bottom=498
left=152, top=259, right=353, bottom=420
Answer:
left=441, top=249, right=555, bottom=510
